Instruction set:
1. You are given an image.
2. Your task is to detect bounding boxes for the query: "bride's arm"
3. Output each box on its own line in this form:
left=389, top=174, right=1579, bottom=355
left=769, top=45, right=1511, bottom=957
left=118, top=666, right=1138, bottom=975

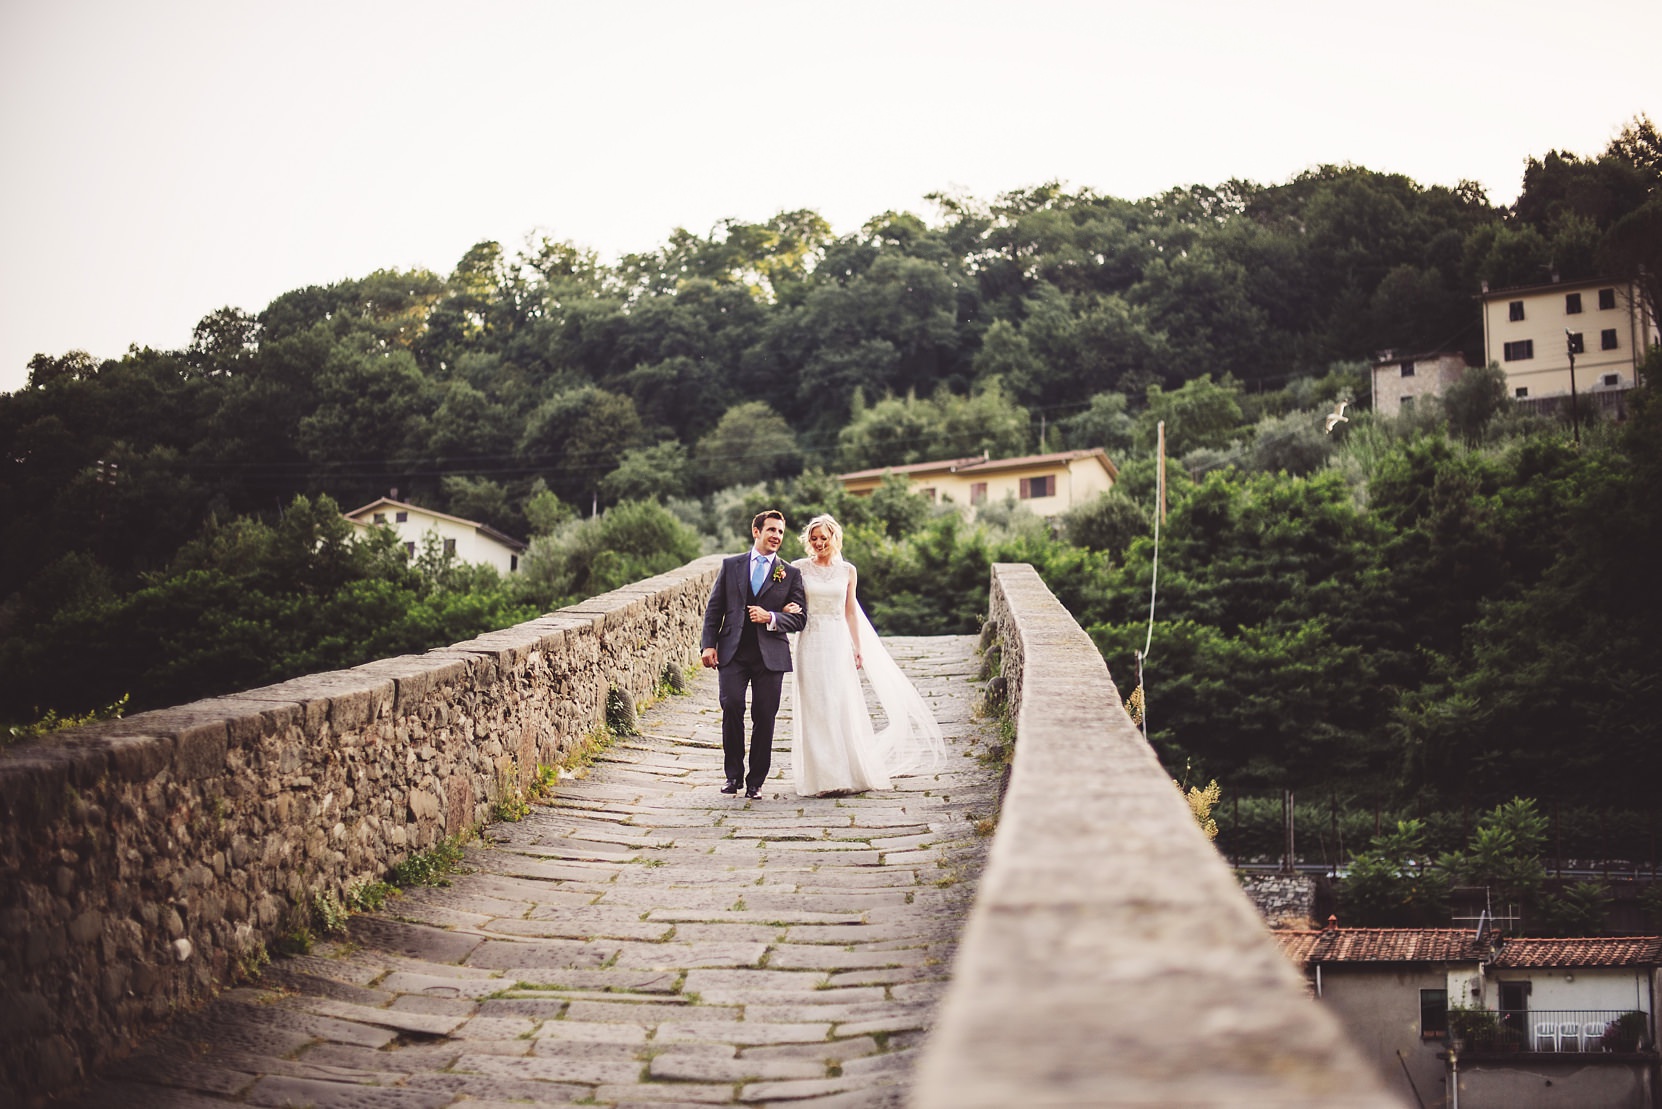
left=845, top=565, right=863, bottom=669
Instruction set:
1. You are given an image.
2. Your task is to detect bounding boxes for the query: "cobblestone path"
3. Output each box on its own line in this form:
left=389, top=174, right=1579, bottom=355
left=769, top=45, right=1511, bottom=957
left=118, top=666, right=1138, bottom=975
left=69, top=635, right=997, bottom=1109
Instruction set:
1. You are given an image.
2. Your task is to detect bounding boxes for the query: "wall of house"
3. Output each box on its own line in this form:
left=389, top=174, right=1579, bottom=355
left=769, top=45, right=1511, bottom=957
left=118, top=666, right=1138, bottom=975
left=1457, top=1058, right=1654, bottom=1109
left=1496, top=967, right=1655, bottom=1017
left=939, top=462, right=1114, bottom=518
left=911, top=562, right=1398, bottom=1108
left=1372, top=354, right=1467, bottom=418
left=374, top=512, right=520, bottom=575
left=1319, top=967, right=1455, bottom=1107
left=1484, top=281, right=1654, bottom=400
left=0, top=555, right=721, bottom=1100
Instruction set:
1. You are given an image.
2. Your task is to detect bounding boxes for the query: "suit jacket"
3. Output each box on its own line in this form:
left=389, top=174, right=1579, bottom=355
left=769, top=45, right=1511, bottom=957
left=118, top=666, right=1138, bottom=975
left=701, top=552, right=807, bottom=670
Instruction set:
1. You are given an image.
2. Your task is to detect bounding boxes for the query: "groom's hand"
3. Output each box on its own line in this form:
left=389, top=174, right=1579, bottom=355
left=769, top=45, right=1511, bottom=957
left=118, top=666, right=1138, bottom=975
left=746, top=605, right=771, bottom=624
left=701, top=647, right=718, bottom=668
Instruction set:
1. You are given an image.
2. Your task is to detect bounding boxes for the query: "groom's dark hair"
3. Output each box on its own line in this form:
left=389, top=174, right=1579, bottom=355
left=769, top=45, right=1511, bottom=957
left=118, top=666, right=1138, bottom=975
left=752, top=509, right=785, bottom=531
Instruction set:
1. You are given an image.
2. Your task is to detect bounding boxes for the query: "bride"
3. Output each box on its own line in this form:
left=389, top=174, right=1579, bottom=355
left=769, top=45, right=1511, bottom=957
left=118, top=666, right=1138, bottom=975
left=783, top=514, right=945, bottom=796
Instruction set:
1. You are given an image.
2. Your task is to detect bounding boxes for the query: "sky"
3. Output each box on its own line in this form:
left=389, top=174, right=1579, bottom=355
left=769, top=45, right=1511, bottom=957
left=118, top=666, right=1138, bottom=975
left=2, top=0, right=1658, bottom=395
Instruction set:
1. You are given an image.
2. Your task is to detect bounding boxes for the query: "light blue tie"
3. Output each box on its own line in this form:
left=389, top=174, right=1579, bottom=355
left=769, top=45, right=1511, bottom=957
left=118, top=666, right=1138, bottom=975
left=751, top=556, right=768, bottom=594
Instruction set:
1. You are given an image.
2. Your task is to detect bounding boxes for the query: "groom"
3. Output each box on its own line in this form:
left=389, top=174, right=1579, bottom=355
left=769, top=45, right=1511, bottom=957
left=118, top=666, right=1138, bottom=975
left=701, top=509, right=807, bottom=799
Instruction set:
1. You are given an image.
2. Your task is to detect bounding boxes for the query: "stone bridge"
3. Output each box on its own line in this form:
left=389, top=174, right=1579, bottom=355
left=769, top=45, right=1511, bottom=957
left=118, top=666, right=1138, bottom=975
left=1, top=559, right=1396, bottom=1107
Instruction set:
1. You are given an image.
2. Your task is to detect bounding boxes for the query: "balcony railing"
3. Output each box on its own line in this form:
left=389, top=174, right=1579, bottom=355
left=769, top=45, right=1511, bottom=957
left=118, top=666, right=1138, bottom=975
left=1449, top=1008, right=1653, bottom=1054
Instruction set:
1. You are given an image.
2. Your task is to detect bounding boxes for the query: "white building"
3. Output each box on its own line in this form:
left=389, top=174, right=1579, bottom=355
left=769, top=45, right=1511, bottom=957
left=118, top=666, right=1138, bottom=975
left=343, top=497, right=526, bottom=575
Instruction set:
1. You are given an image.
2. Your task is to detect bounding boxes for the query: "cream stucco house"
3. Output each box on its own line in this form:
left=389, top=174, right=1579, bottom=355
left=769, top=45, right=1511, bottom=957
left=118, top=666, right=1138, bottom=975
left=344, top=497, right=526, bottom=575
left=1480, top=277, right=1658, bottom=407
left=837, top=448, right=1118, bottom=519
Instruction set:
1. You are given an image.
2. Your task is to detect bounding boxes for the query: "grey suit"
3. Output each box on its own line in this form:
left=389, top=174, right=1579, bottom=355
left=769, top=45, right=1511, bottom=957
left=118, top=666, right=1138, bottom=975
left=701, top=552, right=807, bottom=791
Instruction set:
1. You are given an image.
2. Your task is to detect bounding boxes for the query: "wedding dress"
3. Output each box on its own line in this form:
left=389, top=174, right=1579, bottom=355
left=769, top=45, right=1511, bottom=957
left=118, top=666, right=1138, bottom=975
left=789, top=558, right=946, bottom=796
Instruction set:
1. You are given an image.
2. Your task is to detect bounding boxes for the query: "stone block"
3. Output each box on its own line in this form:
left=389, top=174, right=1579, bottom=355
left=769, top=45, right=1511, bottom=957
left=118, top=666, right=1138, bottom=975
left=105, top=733, right=173, bottom=782
left=173, top=722, right=231, bottom=782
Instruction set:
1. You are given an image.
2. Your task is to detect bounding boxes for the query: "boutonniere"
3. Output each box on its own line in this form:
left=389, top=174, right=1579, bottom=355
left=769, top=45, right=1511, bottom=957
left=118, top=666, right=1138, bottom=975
left=771, top=562, right=787, bottom=584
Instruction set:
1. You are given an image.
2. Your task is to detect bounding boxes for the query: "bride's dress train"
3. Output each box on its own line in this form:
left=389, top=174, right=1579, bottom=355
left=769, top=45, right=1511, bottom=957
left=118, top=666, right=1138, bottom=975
left=789, top=559, right=945, bottom=796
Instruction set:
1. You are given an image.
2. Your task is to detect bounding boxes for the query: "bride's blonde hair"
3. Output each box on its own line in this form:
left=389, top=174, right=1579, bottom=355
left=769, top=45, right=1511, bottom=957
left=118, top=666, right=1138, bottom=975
left=800, top=514, right=843, bottom=558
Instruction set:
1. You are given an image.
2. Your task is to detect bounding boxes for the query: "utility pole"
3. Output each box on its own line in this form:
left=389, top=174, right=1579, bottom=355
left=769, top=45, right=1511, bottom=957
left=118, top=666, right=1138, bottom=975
left=1565, top=329, right=1581, bottom=447
left=1157, top=420, right=1167, bottom=524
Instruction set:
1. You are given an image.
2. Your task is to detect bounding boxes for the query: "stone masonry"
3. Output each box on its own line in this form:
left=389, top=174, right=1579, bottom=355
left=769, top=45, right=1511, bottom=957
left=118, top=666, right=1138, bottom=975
left=911, top=564, right=1400, bottom=1107
left=0, top=555, right=727, bottom=1101
left=58, top=634, right=997, bottom=1108
left=1240, top=873, right=1318, bottom=930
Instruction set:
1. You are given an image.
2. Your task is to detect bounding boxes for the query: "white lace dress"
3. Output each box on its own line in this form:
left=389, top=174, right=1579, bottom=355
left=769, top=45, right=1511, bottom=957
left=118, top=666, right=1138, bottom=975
left=789, top=558, right=945, bottom=796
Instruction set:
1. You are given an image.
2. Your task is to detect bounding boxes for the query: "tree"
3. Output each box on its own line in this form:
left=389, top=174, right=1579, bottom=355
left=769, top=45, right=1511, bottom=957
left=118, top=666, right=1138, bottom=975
left=1056, top=392, right=1135, bottom=455
left=1440, top=798, right=1548, bottom=916
left=1340, top=820, right=1449, bottom=926
left=24, top=350, right=101, bottom=391
left=836, top=384, right=1029, bottom=471
left=1441, top=363, right=1509, bottom=443
left=971, top=319, right=1041, bottom=394
left=1245, top=410, right=1334, bottom=476
left=440, top=476, right=519, bottom=537
left=694, top=401, right=799, bottom=492
left=1060, top=492, right=1148, bottom=553
left=186, top=307, right=261, bottom=374
left=1133, top=375, right=1245, bottom=456
left=294, top=339, right=435, bottom=498
left=1536, top=881, right=1612, bottom=937
left=1596, top=195, right=1662, bottom=330
left=523, top=480, right=575, bottom=536
left=425, top=379, right=514, bottom=463
left=423, top=241, right=524, bottom=358
left=599, top=440, right=689, bottom=504
left=931, top=381, right=1031, bottom=462
left=519, top=387, right=645, bottom=505
left=517, top=499, right=700, bottom=603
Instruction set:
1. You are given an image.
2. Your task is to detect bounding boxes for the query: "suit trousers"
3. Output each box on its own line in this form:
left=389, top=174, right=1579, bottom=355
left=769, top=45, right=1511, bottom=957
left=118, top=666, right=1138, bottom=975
left=718, top=633, right=783, bottom=791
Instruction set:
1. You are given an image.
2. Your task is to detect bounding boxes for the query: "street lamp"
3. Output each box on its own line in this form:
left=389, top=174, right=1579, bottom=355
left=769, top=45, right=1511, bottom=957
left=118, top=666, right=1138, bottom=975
left=1565, top=329, right=1580, bottom=446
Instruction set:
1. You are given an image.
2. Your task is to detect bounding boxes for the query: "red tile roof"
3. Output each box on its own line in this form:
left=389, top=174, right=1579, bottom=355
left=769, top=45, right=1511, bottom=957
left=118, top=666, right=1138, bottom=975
left=1274, top=928, right=1662, bottom=970
left=1274, top=930, right=1321, bottom=966
left=1308, top=929, right=1489, bottom=964
left=837, top=448, right=1117, bottom=482
left=1493, top=937, right=1662, bottom=968
left=836, top=456, right=989, bottom=481
left=954, top=448, right=1117, bottom=477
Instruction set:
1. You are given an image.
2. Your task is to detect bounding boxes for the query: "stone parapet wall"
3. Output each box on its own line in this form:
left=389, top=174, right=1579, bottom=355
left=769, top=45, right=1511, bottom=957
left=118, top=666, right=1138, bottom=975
left=0, top=555, right=722, bottom=1101
left=1241, top=872, right=1318, bottom=930
left=912, top=563, right=1399, bottom=1107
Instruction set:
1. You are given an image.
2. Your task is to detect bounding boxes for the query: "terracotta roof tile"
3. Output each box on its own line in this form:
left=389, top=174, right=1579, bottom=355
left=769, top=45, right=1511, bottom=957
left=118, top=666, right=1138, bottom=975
left=837, top=448, right=1118, bottom=482
left=1492, top=937, right=1662, bottom=968
left=1307, top=929, right=1488, bottom=964
left=835, top=456, right=988, bottom=481
left=1274, top=930, right=1321, bottom=967
left=953, top=448, right=1116, bottom=475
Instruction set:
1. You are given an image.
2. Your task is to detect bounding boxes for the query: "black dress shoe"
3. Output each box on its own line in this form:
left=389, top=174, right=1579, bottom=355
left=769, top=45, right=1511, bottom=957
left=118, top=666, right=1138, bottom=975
left=745, top=787, right=762, bottom=800
left=721, top=779, right=741, bottom=794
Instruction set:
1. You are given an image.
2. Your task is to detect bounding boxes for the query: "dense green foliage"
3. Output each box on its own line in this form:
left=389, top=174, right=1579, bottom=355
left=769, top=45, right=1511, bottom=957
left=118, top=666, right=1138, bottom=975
left=0, top=496, right=537, bottom=720
left=3, top=119, right=1659, bottom=844
left=6, top=119, right=1654, bottom=598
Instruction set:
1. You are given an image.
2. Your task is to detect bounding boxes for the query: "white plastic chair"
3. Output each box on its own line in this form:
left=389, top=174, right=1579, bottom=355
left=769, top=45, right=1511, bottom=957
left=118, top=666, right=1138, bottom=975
left=1534, top=1021, right=1559, bottom=1051
left=1558, top=1021, right=1584, bottom=1051
left=1583, top=1021, right=1607, bottom=1052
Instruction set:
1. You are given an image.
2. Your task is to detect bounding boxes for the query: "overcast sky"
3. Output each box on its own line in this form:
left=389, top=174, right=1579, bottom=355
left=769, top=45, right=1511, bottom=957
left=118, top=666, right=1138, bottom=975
left=2, top=0, right=1657, bottom=395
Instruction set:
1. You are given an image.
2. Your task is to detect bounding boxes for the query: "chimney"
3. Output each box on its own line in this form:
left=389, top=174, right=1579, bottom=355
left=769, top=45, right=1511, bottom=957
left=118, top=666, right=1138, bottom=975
left=1324, top=914, right=1338, bottom=932
left=389, top=487, right=398, bottom=501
